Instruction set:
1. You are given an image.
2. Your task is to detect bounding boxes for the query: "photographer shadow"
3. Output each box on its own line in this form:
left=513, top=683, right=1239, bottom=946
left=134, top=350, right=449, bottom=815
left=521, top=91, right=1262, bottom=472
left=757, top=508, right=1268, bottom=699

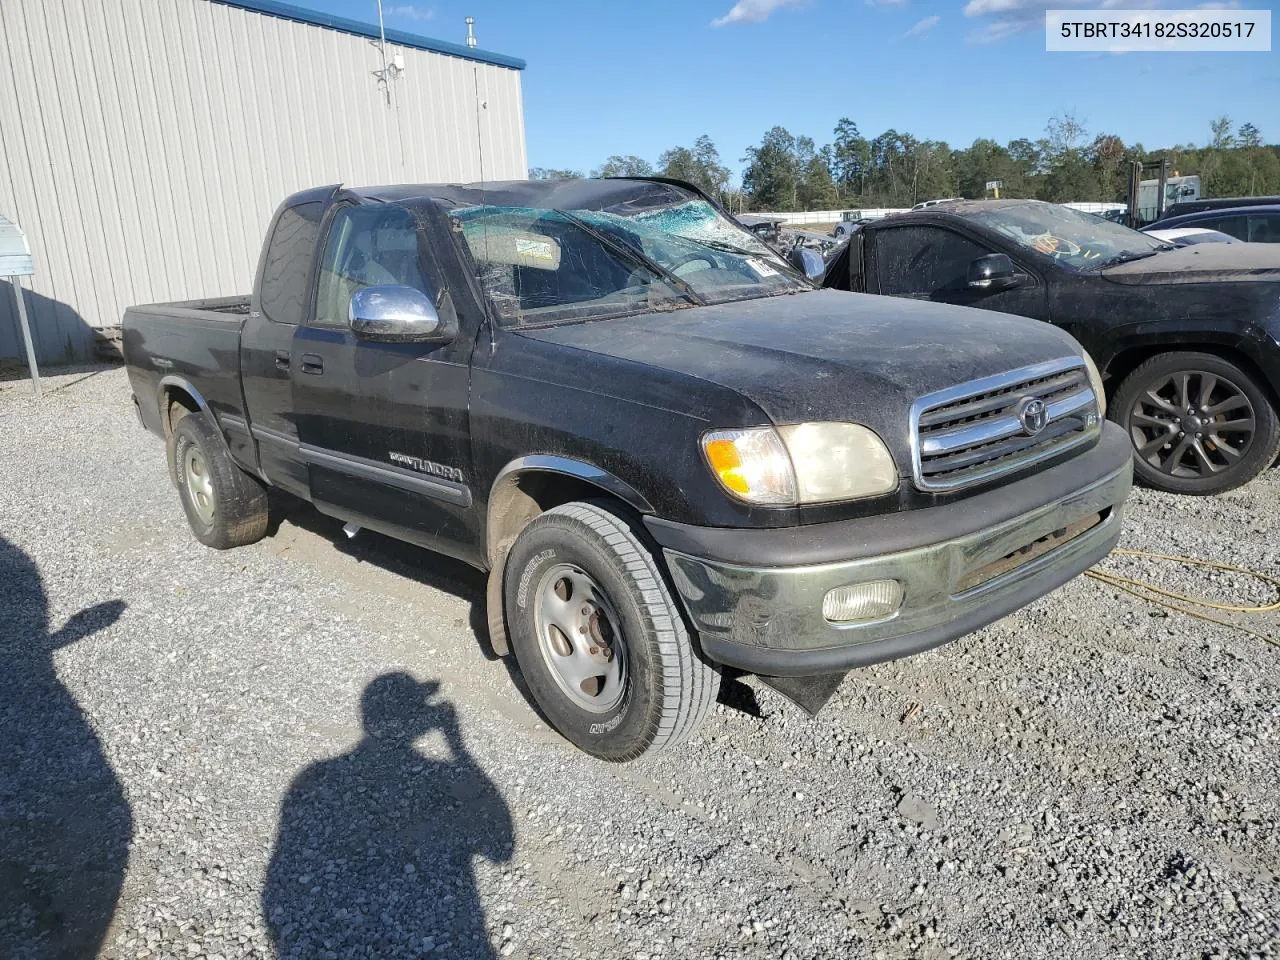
left=0, top=535, right=129, bottom=959
left=263, top=673, right=514, bottom=959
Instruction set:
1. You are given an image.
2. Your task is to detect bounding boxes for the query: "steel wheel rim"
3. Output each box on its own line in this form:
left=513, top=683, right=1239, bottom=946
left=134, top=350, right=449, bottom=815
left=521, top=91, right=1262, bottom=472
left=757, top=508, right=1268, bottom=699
left=1127, top=369, right=1255, bottom=479
left=532, top=563, right=628, bottom=714
left=184, top=447, right=216, bottom=524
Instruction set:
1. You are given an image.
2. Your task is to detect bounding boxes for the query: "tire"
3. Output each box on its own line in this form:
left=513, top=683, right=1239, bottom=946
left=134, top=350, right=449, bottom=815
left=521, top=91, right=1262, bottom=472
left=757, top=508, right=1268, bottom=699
left=1111, top=351, right=1280, bottom=496
left=170, top=413, right=270, bottom=549
left=503, top=501, right=720, bottom=761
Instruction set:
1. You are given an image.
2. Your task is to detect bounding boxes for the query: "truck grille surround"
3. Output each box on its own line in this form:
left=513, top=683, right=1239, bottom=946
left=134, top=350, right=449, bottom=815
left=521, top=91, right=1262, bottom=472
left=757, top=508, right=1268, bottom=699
left=911, top=357, right=1101, bottom=492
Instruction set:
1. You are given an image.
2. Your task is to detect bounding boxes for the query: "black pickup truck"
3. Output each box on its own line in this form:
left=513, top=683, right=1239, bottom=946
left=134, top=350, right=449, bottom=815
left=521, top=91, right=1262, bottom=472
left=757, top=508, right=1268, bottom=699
left=124, top=178, right=1131, bottom=761
left=824, top=199, right=1280, bottom=495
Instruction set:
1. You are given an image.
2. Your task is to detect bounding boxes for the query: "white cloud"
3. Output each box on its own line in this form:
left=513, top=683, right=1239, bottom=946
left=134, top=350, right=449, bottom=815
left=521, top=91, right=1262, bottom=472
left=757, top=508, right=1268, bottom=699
left=904, top=14, right=941, bottom=36
left=711, top=0, right=806, bottom=27
left=383, top=4, right=434, bottom=21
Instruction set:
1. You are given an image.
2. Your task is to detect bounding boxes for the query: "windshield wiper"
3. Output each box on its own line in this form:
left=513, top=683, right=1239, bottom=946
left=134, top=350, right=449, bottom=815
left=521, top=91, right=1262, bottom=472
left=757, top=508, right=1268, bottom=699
left=554, top=210, right=706, bottom=306
left=678, top=235, right=761, bottom=257
left=1100, top=249, right=1162, bottom=268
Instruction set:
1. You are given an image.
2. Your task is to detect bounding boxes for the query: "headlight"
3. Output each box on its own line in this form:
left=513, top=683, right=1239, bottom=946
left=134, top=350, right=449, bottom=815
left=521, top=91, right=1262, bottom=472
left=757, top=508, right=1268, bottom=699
left=701, top=427, right=796, bottom=505
left=702, top=423, right=898, bottom=505
left=1082, top=351, right=1107, bottom=418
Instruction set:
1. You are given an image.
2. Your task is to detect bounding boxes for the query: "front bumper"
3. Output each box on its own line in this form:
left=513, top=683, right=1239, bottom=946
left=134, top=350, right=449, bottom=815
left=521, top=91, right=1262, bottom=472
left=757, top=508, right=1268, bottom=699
left=648, top=422, right=1133, bottom=677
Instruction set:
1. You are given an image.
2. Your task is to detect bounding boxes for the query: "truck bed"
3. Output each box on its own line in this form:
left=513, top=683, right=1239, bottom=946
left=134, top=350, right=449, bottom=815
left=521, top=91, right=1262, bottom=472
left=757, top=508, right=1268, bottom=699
left=122, top=295, right=252, bottom=441
left=126, top=294, right=252, bottom=321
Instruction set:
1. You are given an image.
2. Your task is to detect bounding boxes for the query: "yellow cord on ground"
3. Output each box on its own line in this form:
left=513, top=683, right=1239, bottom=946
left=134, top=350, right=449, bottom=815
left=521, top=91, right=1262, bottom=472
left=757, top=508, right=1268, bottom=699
left=1085, top=548, right=1280, bottom=648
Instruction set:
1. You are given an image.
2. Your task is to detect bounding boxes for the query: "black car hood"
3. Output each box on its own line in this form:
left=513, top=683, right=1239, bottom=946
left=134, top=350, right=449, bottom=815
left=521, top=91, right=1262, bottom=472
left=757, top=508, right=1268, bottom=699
left=519, top=289, right=1083, bottom=467
left=1102, top=243, right=1280, bottom=285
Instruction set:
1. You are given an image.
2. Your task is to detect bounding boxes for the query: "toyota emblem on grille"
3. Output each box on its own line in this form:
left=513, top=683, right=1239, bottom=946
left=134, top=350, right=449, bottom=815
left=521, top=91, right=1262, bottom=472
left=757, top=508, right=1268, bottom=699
left=1018, top=397, right=1049, bottom=436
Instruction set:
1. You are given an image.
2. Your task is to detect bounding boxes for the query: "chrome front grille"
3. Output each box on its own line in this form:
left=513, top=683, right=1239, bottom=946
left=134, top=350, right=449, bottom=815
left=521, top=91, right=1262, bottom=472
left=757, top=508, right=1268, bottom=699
left=911, top=357, right=1100, bottom=492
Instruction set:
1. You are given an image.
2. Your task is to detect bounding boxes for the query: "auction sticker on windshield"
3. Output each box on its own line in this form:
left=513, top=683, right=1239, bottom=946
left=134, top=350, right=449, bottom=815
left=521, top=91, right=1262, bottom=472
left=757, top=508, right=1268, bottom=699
left=1046, top=9, right=1270, bottom=51
left=746, top=258, right=781, bottom=278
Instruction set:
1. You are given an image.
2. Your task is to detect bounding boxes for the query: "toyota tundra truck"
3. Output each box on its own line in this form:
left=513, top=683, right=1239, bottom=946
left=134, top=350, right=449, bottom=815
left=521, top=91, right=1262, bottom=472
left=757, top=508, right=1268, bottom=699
left=123, top=177, right=1132, bottom=761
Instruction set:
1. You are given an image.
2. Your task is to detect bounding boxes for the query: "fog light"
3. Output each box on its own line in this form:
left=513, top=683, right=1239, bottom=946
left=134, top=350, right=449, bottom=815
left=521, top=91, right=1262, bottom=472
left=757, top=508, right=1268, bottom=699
left=822, top=580, right=904, bottom=623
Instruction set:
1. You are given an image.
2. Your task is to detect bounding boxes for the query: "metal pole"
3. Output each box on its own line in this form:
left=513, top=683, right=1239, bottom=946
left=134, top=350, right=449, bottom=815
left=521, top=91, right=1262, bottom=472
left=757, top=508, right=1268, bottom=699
left=11, top=277, right=40, bottom=398
left=1156, top=159, right=1169, bottom=222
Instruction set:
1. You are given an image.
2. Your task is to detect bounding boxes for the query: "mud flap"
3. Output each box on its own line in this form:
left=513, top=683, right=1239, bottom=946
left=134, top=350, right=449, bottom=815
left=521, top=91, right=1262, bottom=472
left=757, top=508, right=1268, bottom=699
left=756, top=672, right=848, bottom=716
left=486, top=565, right=509, bottom=657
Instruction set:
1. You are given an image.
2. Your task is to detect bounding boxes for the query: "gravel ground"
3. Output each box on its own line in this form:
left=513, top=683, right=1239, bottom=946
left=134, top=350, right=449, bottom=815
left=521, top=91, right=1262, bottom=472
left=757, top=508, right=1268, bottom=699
left=1, top=365, right=1277, bottom=960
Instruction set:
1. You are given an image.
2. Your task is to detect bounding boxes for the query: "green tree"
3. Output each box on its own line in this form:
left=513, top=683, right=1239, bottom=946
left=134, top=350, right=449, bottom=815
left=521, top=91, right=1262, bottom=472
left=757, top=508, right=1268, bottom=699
left=592, top=155, right=653, bottom=178
left=658, top=135, right=731, bottom=198
left=1035, top=112, right=1100, bottom=201
left=692, top=135, right=731, bottom=196
left=742, top=126, right=799, bottom=210
left=1237, top=122, right=1262, bottom=148
left=1089, top=133, right=1129, bottom=202
left=831, top=118, right=872, bottom=198
left=798, top=145, right=838, bottom=210
left=528, top=167, right=583, bottom=180
left=1210, top=116, right=1235, bottom=150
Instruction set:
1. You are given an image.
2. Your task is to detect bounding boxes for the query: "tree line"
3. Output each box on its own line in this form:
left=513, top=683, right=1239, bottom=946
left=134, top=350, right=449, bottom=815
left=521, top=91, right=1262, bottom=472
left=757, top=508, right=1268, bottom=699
left=531, top=115, right=1279, bottom=212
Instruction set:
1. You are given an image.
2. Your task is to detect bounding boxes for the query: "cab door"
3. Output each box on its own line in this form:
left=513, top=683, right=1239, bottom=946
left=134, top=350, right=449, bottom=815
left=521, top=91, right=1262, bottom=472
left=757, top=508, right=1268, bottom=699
left=240, top=191, right=335, bottom=498
left=290, top=202, right=482, bottom=564
left=868, top=223, right=1049, bottom=320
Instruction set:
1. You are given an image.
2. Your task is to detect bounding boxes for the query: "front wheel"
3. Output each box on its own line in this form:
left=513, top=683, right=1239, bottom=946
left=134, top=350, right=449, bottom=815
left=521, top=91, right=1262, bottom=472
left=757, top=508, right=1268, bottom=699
left=1111, top=351, right=1280, bottom=496
left=504, top=502, right=720, bottom=761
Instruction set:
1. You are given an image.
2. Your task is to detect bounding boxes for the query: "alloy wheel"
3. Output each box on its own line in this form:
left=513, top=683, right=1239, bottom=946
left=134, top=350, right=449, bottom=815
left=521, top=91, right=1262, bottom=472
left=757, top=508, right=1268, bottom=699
left=1127, top=369, right=1255, bottom=479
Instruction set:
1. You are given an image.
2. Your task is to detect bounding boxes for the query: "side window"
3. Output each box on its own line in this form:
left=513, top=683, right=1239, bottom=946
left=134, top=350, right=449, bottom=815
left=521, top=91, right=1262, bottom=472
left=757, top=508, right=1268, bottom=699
left=874, top=226, right=992, bottom=296
left=313, top=206, right=431, bottom=327
left=1247, top=213, right=1280, bottom=243
left=1194, top=215, right=1247, bottom=240
left=259, top=201, right=325, bottom=325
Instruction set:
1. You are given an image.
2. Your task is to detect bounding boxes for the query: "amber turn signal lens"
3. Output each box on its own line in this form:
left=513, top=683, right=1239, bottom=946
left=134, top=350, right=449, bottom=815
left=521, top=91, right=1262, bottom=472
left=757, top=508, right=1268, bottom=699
left=700, top=427, right=797, bottom=505
left=704, top=438, right=749, bottom=494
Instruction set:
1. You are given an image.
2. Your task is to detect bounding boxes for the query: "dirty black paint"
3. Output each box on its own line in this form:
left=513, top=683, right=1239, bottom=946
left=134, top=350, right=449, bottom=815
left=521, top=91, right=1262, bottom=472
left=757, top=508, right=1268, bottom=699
left=829, top=204, right=1280, bottom=396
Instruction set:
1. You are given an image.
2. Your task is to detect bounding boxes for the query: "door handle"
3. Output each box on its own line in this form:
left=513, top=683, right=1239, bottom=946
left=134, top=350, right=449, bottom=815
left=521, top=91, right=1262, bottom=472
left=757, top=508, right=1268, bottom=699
left=274, top=350, right=290, bottom=370
left=300, top=353, right=324, bottom=375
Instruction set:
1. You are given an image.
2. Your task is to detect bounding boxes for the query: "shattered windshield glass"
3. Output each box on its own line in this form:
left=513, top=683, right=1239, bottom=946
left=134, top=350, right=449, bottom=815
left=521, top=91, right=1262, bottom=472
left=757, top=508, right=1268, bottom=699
left=448, top=195, right=807, bottom=327
left=966, top=202, right=1171, bottom=271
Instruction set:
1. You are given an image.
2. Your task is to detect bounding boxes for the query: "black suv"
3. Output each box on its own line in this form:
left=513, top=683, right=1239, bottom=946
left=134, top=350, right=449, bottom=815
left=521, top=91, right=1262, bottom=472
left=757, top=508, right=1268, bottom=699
left=825, top=199, right=1280, bottom=494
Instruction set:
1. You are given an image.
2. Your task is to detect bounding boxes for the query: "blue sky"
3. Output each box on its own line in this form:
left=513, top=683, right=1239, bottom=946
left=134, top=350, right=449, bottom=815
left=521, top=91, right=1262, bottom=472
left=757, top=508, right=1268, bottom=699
left=313, top=0, right=1280, bottom=179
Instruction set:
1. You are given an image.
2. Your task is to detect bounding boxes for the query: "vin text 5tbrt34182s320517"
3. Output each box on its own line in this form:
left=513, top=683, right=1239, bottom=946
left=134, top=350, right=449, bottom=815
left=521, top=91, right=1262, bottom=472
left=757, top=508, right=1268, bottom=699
left=124, top=178, right=1131, bottom=761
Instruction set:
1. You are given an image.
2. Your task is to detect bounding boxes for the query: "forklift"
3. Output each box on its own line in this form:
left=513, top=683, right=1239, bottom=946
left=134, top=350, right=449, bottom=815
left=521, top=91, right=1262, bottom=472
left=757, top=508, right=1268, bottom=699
left=1124, top=158, right=1200, bottom=228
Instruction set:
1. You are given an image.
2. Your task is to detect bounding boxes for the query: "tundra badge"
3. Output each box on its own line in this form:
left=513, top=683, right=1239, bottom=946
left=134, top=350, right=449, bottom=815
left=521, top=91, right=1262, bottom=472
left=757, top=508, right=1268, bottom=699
left=389, top=452, right=465, bottom=483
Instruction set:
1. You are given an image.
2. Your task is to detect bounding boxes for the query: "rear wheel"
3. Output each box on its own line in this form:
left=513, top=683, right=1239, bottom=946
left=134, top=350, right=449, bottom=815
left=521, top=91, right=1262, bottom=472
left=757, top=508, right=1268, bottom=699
left=1112, top=351, right=1280, bottom=495
left=171, top=413, right=270, bottom=549
left=504, top=501, right=720, bottom=761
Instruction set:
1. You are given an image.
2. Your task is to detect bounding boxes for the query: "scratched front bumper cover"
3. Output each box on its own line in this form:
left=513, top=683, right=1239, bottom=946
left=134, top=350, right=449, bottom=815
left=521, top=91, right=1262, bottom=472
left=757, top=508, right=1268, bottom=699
left=659, top=427, right=1133, bottom=677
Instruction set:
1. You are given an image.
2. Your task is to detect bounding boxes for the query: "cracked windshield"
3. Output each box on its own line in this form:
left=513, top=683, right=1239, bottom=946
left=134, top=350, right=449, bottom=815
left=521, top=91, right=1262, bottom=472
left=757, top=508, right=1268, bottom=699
left=966, top=201, right=1171, bottom=269
left=452, top=191, right=807, bottom=326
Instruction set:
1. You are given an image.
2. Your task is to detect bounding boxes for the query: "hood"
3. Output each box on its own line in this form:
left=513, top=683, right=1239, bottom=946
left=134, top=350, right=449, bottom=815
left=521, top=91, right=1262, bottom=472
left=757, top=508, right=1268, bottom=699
left=1103, top=242, right=1280, bottom=285
left=519, top=289, right=1084, bottom=467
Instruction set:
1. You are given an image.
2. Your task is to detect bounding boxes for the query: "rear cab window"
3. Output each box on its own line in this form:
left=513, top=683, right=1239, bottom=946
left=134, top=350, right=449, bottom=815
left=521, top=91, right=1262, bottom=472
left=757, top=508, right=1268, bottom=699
left=259, top=201, right=325, bottom=325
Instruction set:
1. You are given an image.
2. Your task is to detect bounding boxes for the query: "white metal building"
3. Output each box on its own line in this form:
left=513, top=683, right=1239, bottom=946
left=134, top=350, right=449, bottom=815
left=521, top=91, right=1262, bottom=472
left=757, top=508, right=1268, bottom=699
left=0, top=0, right=527, bottom=364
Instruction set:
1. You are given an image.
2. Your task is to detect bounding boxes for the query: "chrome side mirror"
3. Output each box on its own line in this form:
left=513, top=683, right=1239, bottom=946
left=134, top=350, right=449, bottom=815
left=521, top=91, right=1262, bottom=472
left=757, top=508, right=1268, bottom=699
left=349, top=285, right=453, bottom=343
